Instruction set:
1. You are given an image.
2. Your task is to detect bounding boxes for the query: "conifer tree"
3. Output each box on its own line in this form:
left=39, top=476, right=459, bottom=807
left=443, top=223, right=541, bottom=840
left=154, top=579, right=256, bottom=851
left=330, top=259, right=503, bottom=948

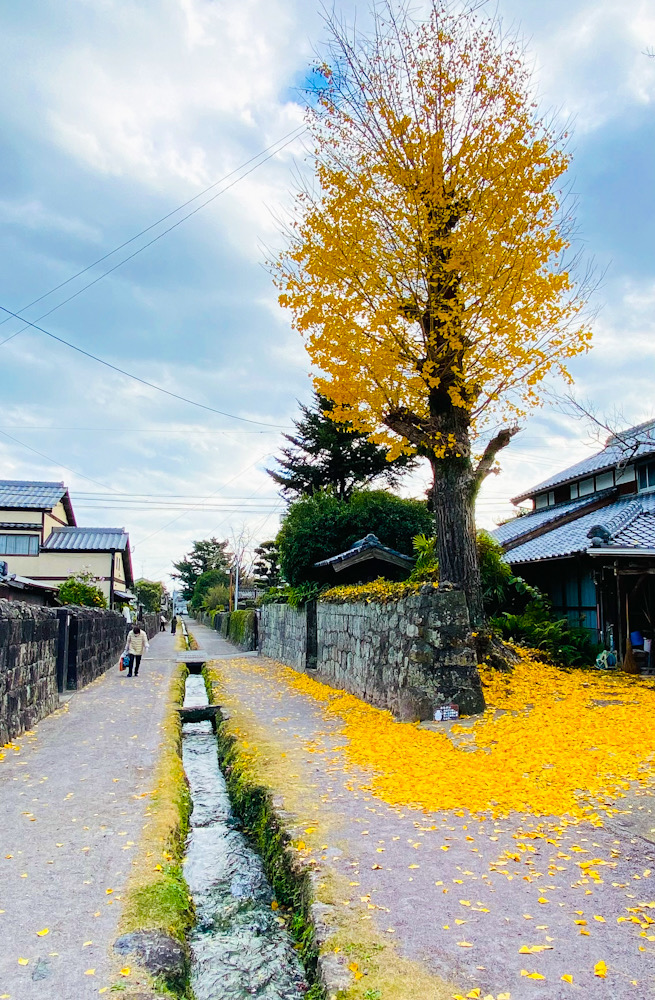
left=268, top=391, right=415, bottom=501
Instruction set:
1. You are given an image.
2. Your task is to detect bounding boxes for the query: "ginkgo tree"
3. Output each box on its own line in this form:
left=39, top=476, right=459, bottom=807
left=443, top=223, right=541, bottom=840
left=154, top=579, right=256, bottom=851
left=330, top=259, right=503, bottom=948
left=274, top=0, right=593, bottom=627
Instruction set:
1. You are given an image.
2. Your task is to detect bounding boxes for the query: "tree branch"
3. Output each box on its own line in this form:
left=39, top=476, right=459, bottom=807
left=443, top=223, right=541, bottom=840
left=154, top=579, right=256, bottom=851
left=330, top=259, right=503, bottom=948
left=472, top=424, right=520, bottom=492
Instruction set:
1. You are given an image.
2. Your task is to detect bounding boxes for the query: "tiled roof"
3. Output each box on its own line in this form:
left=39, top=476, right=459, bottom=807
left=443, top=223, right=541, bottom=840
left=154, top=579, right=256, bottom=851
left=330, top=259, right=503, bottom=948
left=42, top=527, right=129, bottom=551
left=315, top=533, right=414, bottom=568
left=491, top=495, right=599, bottom=546
left=613, top=511, right=655, bottom=548
left=0, top=480, right=67, bottom=510
left=512, top=418, right=655, bottom=503
left=501, top=492, right=655, bottom=565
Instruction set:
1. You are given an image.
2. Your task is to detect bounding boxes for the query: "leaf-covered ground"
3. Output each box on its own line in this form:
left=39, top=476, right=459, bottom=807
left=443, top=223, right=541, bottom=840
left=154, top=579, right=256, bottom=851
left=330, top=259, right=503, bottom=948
left=204, top=632, right=655, bottom=1000
left=290, top=651, right=655, bottom=823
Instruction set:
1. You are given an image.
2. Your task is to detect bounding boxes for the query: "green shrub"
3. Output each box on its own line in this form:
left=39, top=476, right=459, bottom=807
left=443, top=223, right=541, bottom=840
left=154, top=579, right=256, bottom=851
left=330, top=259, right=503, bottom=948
left=260, top=582, right=325, bottom=608
left=227, top=609, right=257, bottom=649
left=203, top=582, right=230, bottom=612
left=190, top=569, right=229, bottom=610
left=277, top=489, right=432, bottom=587
left=477, top=530, right=541, bottom=616
left=58, top=572, right=107, bottom=608
left=491, top=602, right=601, bottom=667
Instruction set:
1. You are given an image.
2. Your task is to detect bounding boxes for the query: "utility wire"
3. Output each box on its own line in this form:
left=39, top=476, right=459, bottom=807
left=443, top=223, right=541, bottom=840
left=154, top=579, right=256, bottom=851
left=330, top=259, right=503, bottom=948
left=0, top=305, right=289, bottom=428
left=132, top=451, right=273, bottom=550
left=0, top=428, right=120, bottom=493
left=0, top=124, right=306, bottom=344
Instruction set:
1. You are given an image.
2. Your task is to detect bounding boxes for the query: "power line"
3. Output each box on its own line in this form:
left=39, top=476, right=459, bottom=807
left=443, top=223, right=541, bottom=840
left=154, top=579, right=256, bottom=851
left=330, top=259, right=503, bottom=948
left=131, top=451, right=273, bottom=550
left=0, top=428, right=120, bottom=492
left=0, top=425, right=287, bottom=434
left=0, top=305, right=289, bottom=428
left=0, top=125, right=306, bottom=346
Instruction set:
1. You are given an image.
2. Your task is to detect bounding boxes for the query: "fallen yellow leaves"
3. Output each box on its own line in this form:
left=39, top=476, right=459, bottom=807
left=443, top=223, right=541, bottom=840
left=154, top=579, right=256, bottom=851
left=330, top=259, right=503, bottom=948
left=285, top=653, right=655, bottom=819
left=594, top=960, right=607, bottom=978
left=36, top=928, right=49, bottom=937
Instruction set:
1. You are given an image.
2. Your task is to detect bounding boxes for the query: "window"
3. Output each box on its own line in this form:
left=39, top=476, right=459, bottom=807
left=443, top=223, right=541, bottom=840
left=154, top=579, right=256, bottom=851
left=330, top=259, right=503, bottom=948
left=535, top=491, right=555, bottom=510
left=595, top=471, right=614, bottom=492
left=579, top=478, right=595, bottom=497
left=0, top=534, right=39, bottom=555
left=616, top=464, right=635, bottom=484
left=638, top=461, right=655, bottom=491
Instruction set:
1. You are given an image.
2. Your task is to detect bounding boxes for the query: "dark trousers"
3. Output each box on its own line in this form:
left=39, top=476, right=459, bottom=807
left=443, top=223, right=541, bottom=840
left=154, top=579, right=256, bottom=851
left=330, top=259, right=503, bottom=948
left=171, top=623, right=176, bottom=633
left=127, top=653, right=142, bottom=676
left=160, top=622, right=165, bottom=631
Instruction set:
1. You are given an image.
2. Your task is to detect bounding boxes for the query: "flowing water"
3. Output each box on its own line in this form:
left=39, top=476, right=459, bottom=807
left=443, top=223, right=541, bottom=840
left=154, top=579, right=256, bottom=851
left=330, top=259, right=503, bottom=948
left=181, top=674, right=309, bottom=999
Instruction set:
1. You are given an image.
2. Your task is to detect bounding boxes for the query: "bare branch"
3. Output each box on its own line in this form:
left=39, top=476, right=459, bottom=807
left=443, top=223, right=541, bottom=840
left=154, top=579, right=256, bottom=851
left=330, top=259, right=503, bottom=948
left=473, top=424, right=521, bottom=491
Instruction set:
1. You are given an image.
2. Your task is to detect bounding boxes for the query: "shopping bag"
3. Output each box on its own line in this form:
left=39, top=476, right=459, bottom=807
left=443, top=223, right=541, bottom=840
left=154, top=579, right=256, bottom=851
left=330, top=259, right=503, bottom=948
left=120, top=653, right=130, bottom=671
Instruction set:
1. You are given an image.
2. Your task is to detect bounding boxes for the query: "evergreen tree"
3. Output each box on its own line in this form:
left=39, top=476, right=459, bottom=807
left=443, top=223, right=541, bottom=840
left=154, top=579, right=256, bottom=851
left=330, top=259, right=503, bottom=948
left=172, top=537, right=231, bottom=600
left=268, top=392, right=416, bottom=501
left=253, top=540, right=282, bottom=588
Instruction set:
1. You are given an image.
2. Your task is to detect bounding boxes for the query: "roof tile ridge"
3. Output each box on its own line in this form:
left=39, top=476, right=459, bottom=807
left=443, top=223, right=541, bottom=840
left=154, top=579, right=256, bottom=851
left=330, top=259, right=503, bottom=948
left=604, top=499, right=644, bottom=540
left=503, top=492, right=617, bottom=553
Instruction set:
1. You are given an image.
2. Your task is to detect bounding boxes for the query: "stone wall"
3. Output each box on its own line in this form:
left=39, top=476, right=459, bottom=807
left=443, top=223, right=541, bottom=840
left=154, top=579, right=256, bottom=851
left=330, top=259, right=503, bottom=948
left=141, top=612, right=159, bottom=640
left=259, top=587, right=484, bottom=718
left=316, top=587, right=483, bottom=717
left=259, top=603, right=309, bottom=672
left=62, top=606, right=128, bottom=690
left=0, top=600, right=60, bottom=744
left=0, top=601, right=131, bottom=743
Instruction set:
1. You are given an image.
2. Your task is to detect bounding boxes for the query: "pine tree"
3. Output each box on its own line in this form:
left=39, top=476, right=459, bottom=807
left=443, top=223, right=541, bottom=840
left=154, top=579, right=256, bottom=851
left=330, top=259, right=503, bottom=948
left=253, top=540, right=282, bottom=588
left=268, top=391, right=416, bottom=501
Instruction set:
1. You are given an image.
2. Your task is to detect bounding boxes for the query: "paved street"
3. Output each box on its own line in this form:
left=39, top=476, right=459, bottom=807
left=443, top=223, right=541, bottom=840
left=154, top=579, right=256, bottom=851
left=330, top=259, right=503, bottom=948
left=188, top=619, right=655, bottom=1000
left=0, top=628, right=180, bottom=1000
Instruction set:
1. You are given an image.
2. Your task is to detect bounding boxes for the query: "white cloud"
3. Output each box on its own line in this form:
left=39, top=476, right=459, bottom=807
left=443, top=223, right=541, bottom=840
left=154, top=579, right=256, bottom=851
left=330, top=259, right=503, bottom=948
left=0, top=199, right=101, bottom=241
left=505, top=0, right=655, bottom=131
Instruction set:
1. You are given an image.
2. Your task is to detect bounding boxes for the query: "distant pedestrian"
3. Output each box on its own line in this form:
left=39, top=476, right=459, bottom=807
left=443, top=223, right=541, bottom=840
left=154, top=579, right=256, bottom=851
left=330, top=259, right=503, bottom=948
left=160, top=613, right=166, bottom=632
left=171, top=614, right=177, bottom=634
left=123, top=623, right=149, bottom=677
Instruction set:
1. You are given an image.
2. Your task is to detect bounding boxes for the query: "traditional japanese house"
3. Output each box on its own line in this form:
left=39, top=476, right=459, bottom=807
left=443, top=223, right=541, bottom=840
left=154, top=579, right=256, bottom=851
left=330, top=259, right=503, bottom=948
left=0, top=480, right=134, bottom=608
left=491, top=419, right=655, bottom=667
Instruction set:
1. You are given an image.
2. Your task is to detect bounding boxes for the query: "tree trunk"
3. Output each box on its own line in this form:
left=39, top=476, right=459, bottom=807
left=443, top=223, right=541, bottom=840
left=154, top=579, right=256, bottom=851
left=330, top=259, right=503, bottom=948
left=431, top=457, right=484, bottom=629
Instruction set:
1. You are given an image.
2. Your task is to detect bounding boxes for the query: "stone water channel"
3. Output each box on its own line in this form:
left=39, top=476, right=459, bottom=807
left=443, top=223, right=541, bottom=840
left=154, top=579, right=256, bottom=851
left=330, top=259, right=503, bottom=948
left=181, top=671, right=310, bottom=999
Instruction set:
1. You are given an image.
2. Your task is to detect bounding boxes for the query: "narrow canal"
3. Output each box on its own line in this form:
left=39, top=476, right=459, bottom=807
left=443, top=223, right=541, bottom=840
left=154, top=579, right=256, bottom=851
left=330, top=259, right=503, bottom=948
left=181, top=673, right=309, bottom=999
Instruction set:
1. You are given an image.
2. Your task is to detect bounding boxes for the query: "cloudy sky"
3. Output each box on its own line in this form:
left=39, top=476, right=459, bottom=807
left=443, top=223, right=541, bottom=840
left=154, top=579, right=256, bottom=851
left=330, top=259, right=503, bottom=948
left=0, top=0, right=653, bottom=588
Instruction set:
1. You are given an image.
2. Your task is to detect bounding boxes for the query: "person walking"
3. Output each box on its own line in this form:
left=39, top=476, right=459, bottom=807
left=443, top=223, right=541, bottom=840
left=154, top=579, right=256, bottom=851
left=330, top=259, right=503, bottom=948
left=171, top=614, right=177, bottom=635
left=123, top=623, right=149, bottom=677
left=159, top=613, right=166, bottom=632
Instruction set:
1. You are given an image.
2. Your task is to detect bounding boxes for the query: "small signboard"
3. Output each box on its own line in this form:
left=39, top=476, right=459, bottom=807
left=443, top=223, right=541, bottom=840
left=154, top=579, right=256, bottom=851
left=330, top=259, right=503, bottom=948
left=434, top=703, right=459, bottom=722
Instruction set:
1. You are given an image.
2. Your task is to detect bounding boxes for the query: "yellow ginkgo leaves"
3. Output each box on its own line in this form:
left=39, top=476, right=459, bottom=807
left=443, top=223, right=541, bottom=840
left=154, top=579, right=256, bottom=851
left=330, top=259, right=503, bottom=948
left=521, top=970, right=545, bottom=979
left=36, top=928, right=49, bottom=937
left=348, top=961, right=364, bottom=980
left=285, top=654, right=655, bottom=820
left=594, top=961, right=607, bottom=978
